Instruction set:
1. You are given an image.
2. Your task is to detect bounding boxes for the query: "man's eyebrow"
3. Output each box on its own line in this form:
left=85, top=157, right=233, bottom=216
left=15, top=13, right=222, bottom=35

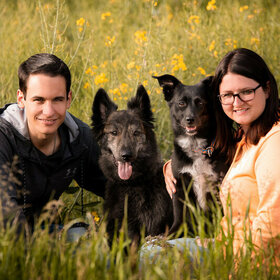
left=31, top=95, right=45, bottom=99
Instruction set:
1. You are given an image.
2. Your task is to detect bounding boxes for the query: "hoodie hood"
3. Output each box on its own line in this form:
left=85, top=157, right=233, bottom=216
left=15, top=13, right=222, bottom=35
left=0, top=103, right=79, bottom=142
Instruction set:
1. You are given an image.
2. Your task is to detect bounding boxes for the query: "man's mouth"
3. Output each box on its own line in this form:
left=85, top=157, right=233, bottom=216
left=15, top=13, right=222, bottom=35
left=37, top=118, right=57, bottom=124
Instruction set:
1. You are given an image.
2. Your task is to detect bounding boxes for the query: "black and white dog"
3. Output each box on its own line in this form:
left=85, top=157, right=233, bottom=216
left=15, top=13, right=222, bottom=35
left=154, top=74, right=228, bottom=235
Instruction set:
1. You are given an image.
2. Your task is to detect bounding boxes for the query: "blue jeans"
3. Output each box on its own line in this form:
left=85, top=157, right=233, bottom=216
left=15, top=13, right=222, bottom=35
left=140, top=237, right=208, bottom=264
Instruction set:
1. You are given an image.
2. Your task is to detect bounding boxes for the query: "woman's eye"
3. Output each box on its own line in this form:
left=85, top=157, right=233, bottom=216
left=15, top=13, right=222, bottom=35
left=110, top=131, right=118, bottom=136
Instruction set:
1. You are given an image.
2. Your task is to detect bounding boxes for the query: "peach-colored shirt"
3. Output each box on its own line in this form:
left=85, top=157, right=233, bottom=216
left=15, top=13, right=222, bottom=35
left=220, top=122, right=280, bottom=258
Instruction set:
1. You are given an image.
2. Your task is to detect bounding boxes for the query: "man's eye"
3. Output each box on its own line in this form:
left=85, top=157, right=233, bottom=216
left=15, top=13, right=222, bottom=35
left=110, top=131, right=117, bottom=136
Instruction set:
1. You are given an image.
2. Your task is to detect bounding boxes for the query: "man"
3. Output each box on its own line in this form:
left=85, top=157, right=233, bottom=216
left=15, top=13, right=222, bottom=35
left=0, top=53, right=105, bottom=231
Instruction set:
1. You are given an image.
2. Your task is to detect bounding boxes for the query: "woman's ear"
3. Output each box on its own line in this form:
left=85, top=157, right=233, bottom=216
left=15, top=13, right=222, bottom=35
left=17, top=89, right=25, bottom=109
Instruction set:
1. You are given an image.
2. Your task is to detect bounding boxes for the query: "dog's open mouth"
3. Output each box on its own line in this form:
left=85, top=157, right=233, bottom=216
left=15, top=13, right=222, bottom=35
left=117, top=161, right=132, bottom=180
left=185, top=126, right=197, bottom=135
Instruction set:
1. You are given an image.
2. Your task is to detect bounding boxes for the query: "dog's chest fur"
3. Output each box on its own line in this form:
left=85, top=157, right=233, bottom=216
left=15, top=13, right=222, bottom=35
left=176, top=136, right=218, bottom=211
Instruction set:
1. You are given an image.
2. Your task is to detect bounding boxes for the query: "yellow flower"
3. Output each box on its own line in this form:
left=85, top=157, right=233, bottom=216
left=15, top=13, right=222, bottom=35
left=143, top=80, right=148, bottom=87
left=188, top=15, right=200, bottom=24
left=208, top=40, right=215, bottom=52
left=83, top=82, right=90, bottom=89
left=171, top=54, right=187, bottom=72
left=85, top=67, right=93, bottom=75
left=127, top=61, right=135, bottom=69
left=109, top=88, right=121, bottom=95
left=120, top=83, right=128, bottom=93
left=247, top=14, right=254, bottom=19
left=91, top=211, right=100, bottom=223
left=239, top=5, right=249, bottom=12
left=76, top=17, right=85, bottom=26
left=134, top=30, right=148, bottom=45
left=94, top=73, right=109, bottom=85
left=153, top=1, right=158, bottom=6
left=206, top=0, right=216, bottom=11
left=251, top=37, right=260, bottom=45
left=135, top=65, right=141, bottom=71
left=105, top=36, right=116, bottom=47
left=197, top=67, right=206, bottom=76
left=101, top=12, right=111, bottom=20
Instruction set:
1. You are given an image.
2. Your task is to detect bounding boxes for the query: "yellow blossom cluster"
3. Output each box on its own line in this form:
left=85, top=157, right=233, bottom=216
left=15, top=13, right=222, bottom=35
left=225, top=38, right=237, bottom=49
left=239, top=5, right=249, bottom=12
left=206, top=0, right=217, bottom=11
left=94, top=73, right=109, bottom=85
left=76, top=17, right=89, bottom=33
left=109, top=83, right=131, bottom=101
left=134, top=30, right=148, bottom=45
left=171, top=54, right=187, bottom=72
left=208, top=40, right=218, bottom=58
left=101, top=12, right=111, bottom=20
left=105, top=35, right=116, bottom=47
left=251, top=37, right=260, bottom=46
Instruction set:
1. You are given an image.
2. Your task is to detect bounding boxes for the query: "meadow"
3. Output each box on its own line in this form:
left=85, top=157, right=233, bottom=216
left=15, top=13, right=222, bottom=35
left=0, top=0, right=280, bottom=279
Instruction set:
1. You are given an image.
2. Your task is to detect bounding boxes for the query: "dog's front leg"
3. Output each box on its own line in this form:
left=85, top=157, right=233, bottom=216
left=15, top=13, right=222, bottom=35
left=168, top=177, right=186, bottom=235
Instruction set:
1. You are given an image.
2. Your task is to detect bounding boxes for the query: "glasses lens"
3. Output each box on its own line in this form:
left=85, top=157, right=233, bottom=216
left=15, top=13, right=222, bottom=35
left=239, top=89, right=254, bottom=101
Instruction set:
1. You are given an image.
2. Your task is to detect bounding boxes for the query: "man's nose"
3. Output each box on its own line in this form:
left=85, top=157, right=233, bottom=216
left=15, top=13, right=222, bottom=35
left=42, top=102, right=55, bottom=115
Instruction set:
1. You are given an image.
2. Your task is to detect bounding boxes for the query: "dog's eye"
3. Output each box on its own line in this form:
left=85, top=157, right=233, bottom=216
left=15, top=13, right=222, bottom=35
left=195, top=99, right=204, bottom=106
left=178, top=101, right=186, bottom=107
left=133, top=131, right=141, bottom=137
left=110, top=131, right=118, bottom=136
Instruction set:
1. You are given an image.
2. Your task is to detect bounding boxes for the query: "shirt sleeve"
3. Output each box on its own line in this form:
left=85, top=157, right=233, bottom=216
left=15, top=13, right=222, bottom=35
left=74, top=130, right=106, bottom=198
left=0, top=130, right=27, bottom=227
left=252, top=130, right=280, bottom=250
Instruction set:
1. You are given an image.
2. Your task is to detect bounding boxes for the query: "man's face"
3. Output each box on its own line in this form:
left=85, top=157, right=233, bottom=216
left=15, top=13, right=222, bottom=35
left=17, top=74, right=72, bottom=140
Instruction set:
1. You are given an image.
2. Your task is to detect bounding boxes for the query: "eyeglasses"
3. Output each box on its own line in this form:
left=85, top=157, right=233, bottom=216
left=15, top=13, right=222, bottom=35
left=218, top=84, right=262, bottom=105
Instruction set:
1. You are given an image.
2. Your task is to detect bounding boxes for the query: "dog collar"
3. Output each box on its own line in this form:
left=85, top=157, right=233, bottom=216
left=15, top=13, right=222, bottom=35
left=194, top=139, right=215, bottom=157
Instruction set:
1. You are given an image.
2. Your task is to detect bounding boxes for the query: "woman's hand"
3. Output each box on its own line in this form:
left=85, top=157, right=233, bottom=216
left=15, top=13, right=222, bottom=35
left=163, top=160, right=177, bottom=198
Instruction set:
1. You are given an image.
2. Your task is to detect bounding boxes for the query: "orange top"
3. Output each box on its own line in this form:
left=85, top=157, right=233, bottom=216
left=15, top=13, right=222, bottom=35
left=220, top=122, right=280, bottom=258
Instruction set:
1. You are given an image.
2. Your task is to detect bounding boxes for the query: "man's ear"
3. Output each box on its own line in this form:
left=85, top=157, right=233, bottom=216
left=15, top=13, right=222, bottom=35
left=66, top=91, right=72, bottom=109
left=17, top=89, right=25, bottom=109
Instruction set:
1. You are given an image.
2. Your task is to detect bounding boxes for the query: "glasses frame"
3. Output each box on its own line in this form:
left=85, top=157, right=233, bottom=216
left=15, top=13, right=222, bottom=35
left=218, top=84, right=262, bottom=105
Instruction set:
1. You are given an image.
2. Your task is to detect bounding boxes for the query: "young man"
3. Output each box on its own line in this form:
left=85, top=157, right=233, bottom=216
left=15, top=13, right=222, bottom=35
left=0, top=53, right=105, bottom=230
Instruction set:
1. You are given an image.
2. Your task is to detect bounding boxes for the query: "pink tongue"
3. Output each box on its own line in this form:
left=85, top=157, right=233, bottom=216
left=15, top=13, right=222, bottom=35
left=118, top=161, right=132, bottom=180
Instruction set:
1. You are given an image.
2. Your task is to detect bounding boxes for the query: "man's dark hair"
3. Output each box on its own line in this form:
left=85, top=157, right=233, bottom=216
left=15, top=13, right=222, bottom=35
left=18, top=53, right=71, bottom=98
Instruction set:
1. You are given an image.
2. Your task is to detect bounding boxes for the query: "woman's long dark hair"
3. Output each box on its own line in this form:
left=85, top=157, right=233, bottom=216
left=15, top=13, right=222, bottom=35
left=211, top=48, right=279, bottom=163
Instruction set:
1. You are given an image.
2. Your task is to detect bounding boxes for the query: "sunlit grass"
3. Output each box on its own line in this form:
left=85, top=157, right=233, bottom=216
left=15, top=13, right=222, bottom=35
left=1, top=0, right=280, bottom=278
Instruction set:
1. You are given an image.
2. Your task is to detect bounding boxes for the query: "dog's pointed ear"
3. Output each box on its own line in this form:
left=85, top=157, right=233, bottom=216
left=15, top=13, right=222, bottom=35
left=92, top=88, right=118, bottom=139
left=127, top=85, right=154, bottom=127
left=153, top=74, right=181, bottom=102
left=200, top=75, right=213, bottom=86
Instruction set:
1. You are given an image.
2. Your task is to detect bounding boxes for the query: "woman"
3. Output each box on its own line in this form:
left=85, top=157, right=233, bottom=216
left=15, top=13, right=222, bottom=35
left=142, top=48, right=280, bottom=263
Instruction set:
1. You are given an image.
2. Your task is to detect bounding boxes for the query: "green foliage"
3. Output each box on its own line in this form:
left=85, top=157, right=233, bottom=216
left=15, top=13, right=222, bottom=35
left=1, top=0, right=280, bottom=278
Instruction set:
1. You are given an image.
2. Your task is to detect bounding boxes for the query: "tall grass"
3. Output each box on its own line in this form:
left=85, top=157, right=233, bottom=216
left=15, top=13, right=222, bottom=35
left=0, top=0, right=280, bottom=278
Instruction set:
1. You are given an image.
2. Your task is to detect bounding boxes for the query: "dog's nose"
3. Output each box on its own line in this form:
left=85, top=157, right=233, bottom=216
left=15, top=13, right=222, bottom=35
left=186, top=117, right=195, bottom=125
left=121, top=152, right=133, bottom=162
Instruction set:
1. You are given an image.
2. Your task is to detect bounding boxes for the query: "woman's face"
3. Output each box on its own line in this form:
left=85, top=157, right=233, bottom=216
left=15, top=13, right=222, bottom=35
left=219, top=73, right=269, bottom=133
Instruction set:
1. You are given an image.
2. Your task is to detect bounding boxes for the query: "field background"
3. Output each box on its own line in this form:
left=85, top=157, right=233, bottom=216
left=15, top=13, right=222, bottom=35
left=1, top=0, right=280, bottom=279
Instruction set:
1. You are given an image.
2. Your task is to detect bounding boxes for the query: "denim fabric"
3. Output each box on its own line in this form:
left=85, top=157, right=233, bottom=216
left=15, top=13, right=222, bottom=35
left=140, top=237, right=208, bottom=264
